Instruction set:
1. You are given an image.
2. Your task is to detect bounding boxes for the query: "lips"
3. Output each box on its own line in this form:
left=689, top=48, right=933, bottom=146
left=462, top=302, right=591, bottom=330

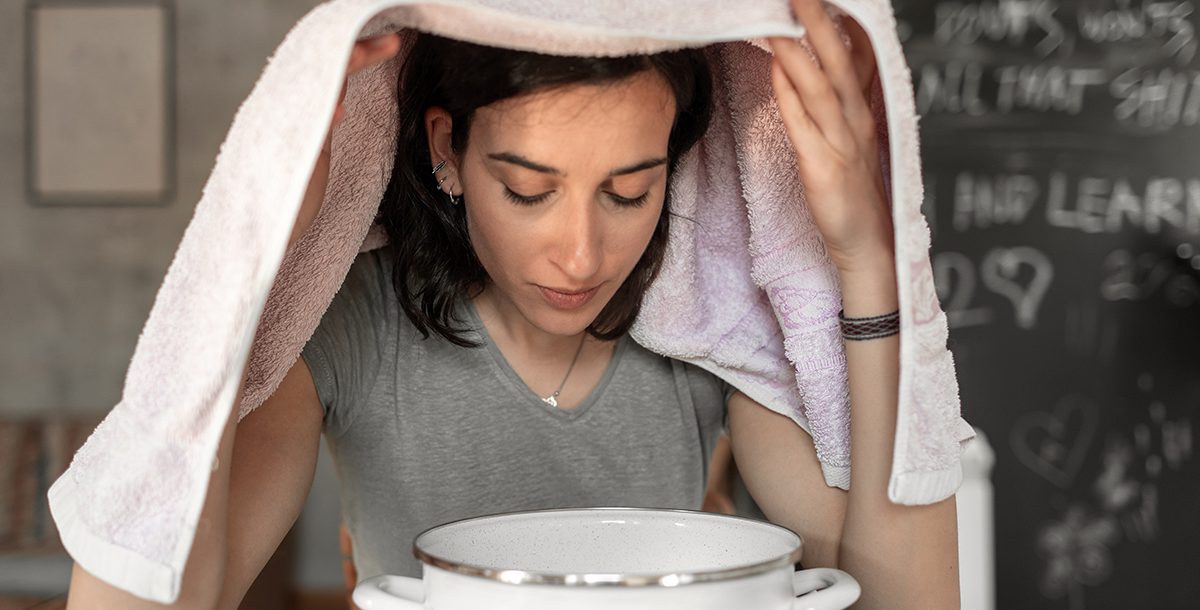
left=537, top=284, right=600, bottom=310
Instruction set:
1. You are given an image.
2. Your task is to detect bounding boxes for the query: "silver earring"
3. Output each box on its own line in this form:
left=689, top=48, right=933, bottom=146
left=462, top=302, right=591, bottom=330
left=431, top=160, right=459, bottom=205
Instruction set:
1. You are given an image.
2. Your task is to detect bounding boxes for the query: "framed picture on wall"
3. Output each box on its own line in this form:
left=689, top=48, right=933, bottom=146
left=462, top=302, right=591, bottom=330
left=25, top=0, right=175, bottom=206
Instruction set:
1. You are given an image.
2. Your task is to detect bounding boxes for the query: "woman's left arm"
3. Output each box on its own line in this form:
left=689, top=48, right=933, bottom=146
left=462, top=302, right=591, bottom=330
left=729, top=0, right=960, bottom=607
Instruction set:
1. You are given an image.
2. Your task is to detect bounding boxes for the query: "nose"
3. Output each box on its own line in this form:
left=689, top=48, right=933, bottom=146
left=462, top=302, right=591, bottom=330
left=550, top=195, right=603, bottom=282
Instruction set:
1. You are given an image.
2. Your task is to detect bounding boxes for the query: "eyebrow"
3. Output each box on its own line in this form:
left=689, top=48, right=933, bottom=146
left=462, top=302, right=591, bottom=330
left=487, top=152, right=668, bottom=178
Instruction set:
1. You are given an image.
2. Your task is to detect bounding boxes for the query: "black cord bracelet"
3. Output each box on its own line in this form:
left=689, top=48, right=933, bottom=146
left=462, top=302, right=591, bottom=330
left=838, top=309, right=900, bottom=341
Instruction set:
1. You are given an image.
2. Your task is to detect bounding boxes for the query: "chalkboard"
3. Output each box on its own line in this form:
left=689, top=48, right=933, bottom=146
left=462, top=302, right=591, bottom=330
left=892, top=0, right=1200, bottom=607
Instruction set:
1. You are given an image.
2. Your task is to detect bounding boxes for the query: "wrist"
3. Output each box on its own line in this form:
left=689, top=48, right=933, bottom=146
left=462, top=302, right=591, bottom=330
left=836, top=254, right=898, bottom=318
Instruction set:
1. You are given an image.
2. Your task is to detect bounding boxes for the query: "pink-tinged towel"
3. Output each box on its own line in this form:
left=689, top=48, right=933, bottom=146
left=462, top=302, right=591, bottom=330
left=47, top=0, right=974, bottom=602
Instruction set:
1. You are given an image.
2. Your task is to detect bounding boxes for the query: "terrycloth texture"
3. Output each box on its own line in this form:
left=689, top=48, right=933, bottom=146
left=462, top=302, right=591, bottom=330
left=47, top=0, right=973, bottom=603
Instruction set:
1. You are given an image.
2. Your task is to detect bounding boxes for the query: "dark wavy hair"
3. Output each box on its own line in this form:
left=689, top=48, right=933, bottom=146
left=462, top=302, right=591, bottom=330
left=379, top=33, right=713, bottom=347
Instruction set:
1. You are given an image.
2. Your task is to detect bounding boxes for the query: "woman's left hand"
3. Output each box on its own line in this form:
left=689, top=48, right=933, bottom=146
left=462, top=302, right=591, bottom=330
left=769, top=0, right=894, bottom=276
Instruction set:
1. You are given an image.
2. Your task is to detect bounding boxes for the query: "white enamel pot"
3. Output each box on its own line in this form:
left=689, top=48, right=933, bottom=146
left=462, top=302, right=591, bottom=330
left=353, top=507, right=860, bottom=610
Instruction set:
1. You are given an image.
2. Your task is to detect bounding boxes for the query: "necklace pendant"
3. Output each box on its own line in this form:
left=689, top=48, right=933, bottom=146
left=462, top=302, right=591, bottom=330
left=537, top=336, right=584, bottom=411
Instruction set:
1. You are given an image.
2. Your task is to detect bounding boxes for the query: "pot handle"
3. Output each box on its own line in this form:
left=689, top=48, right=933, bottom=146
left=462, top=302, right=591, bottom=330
left=793, top=567, right=861, bottom=610
left=352, top=574, right=425, bottom=609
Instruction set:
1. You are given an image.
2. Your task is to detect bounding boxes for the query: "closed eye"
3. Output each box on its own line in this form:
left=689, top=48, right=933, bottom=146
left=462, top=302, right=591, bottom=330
left=503, top=187, right=649, bottom=208
left=503, top=187, right=552, bottom=205
left=609, top=192, right=649, bottom=208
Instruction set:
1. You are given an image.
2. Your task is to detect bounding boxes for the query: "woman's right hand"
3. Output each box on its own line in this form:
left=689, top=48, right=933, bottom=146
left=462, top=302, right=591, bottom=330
left=291, top=33, right=402, bottom=247
left=324, top=33, right=403, bottom=152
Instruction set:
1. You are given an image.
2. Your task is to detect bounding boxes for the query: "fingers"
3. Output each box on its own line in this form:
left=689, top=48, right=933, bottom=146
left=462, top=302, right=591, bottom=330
left=843, top=18, right=878, bottom=100
left=788, top=0, right=860, bottom=108
left=770, top=0, right=883, bottom=158
left=333, top=34, right=401, bottom=127
left=769, top=58, right=828, bottom=164
left=348, top=33, right=401, bottom=76
left=769, top=36, right=854, bottom=156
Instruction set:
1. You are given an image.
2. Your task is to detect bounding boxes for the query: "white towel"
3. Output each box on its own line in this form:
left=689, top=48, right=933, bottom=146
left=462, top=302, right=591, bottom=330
left=47, top=0, right=973, bottom=603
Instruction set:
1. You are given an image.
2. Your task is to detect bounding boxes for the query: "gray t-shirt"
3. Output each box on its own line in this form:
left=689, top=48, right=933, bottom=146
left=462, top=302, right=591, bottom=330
left=300, top=246, right=732, bottom=581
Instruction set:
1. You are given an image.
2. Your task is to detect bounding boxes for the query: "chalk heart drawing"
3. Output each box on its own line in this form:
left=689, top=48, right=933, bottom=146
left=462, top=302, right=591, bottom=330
left=981, top=246, right=1054, bottom=329
left=1012, top=395, right=1099, bottom=488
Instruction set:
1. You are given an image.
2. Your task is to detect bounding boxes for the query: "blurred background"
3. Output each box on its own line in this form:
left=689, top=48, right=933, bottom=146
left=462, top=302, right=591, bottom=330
left=0, top=1, right=1196, bottom=609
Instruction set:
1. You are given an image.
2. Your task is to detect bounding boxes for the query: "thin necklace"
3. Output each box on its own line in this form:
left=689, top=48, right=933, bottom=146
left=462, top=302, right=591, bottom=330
left=542, top=335, right=587, bottom=408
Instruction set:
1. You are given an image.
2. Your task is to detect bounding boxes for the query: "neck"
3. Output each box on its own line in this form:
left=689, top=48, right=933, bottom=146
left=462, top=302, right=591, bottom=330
left=472, top=285, right=586, bottom=357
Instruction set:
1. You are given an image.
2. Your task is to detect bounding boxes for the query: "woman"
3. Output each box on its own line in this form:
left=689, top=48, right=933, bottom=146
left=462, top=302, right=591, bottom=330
left=68, top=1, right=958, bottom=608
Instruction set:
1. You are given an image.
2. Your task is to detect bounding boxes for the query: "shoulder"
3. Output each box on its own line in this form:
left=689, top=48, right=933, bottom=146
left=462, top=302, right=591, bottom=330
left=622, top=341, right=734, bottom=404
left=328, top=245, right=399, bottom=318
left=676, top=359, right=735, bottom=405
left=309, top=244, right=404, bottom=345
left=344, top=244, right=396, bottom=293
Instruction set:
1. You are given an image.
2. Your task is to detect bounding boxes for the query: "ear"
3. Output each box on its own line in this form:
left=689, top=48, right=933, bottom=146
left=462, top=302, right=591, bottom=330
left=425, top=106, right=458, bottom=164
left=424, top=107, right=462, bottom=197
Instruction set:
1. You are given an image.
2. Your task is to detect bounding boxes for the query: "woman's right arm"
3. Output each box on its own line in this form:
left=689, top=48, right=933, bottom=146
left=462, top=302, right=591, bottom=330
left=64, top=34, right=400, bottom=607
left=65, top=108, right=332, bottom=605
left=66, top=356, right=325, bottom=609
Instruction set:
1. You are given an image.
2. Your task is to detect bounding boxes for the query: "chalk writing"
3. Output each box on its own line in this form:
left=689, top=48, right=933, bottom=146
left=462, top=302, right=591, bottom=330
left=927, top=0, right=1195, bottom=60
left=981, top=246, right=1055, bottom=328
left=1111, top=67, right=1200, bottom=129
left=1101, top=249, right=1200, bottom=306
left=914, top=62, right=1200, bottom=125
left=953, top=171, right=1040, bottom=230
left=934, top=250, right=996, bottom=327
left=933, top=247, right=1055, bottom=328
left=1037, top=504, right=1118, bottom=606
left=1093, top=397, right=1193, bottom=544
left=1157, top=405, right=1194, bottom=469
left=1029, top=383, right=1195, bottom=608
left=915, top=61, right=1107, bottom=115
left=903, top=1, right=1200, bottom=606
left=996, top=64, right=1108, bottom=113
left=917, top=61, right=990, bottom=115
left=914, top=61, right=1200, bottom=122
left=1012, top=394, right=1099, bottom=487
left=1077, top=0, right=1197, bottom=63
left=933, top=0, right=1070, bottom=55
left=950, top=171, right=1200, bottom=236
left=1095, top=438, right=1160, bottom=545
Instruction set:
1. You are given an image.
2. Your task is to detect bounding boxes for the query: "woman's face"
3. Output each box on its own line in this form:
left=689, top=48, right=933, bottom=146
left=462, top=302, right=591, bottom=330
left=433, top=70, right=677, bottom=337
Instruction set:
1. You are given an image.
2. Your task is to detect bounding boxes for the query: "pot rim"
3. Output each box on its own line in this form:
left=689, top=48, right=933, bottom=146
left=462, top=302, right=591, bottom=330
left=411, top=506, right=804, bottom=587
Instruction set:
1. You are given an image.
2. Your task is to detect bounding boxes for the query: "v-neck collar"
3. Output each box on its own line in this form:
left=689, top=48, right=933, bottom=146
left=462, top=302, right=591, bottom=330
left=461, top=297, right=628, bottom=420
